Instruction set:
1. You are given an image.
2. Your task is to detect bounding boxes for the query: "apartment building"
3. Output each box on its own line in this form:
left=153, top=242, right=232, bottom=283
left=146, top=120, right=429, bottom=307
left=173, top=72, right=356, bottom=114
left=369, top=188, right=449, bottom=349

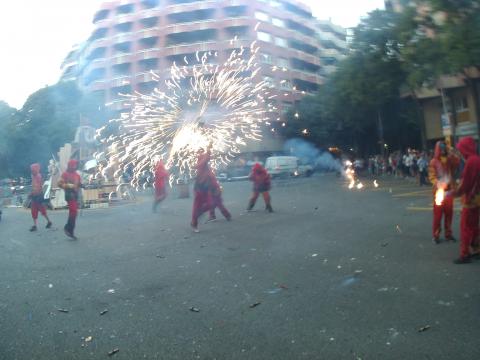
left=61, top=0, right=347, bottom=117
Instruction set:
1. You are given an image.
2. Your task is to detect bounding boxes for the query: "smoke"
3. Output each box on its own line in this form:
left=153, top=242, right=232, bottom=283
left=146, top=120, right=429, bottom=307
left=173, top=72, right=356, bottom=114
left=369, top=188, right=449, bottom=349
left=284, top=138, right=342, bottom=172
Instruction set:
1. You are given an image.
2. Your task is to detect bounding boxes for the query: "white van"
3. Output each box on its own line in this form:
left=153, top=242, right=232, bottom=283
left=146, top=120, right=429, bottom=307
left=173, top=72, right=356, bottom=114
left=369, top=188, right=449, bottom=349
left=265, top=156, right=313, bottom=177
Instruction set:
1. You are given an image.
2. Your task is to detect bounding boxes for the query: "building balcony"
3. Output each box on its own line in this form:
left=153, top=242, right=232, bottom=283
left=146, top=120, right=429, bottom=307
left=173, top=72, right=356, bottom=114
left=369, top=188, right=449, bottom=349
left=86, top=79, right=109, bottom=92
left=137, top=48, right=161, bottom=59
left=112, top=32, right=136, bottom=43
left=138, top=8, right=162, bottom=19
left=164, top=0, right=218, bottom=14
left=82, top=58, right=108, bottom=74
left=111, top=53, right=134, bottom=65
left=137, top=27, right=161, bottom=39
left=163, top=40, right=218, bottom=55
left=135, top=71, right=159, bottom=83
left=163, top=19, right=218, bottom=35
left=109, top=75, right=132, bottom=87
left=289, top=51, right=321, bottom=67
left=289, top=69, right=321, bottom=84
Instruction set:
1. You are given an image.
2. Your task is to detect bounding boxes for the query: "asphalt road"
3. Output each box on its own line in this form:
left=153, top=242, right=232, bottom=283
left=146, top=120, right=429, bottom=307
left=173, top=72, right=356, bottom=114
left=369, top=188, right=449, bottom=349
left=0, top=174, right=479, bottom=360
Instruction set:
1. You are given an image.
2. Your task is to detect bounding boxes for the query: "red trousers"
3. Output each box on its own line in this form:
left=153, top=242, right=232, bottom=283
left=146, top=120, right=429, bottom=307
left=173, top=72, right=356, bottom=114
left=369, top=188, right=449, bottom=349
left=31, top=201, right=47, bottom=220
left=191, top=191, right=211, bottom=227
left=432, top=196, right=453, bottom=238
left=460, top=207, right=479, bottom=258
left=209, top=194, right=231, bottom=220
left=250, top=191, right=271, bottom=206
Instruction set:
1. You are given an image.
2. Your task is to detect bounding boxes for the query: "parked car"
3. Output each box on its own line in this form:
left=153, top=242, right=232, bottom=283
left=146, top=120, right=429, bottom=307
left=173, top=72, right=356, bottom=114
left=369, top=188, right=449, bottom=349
left=265, top=156, right=313, bottom=178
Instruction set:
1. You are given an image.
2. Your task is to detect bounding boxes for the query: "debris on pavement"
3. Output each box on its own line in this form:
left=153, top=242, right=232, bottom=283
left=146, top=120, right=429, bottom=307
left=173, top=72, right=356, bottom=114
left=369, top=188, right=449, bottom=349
left=396, top=225, right=402, bottom=234
left=100, top=309, right=109, bottom=316
left=279, top=284, right=288, bottom=290
left=48, top=284, right=53, bottom=288
left=85, top=336, right=93, bottom=342
left=156, top=254, right=165, bottom=258
left=311, top=253, right=318, bottom=257
left=57, top=308, right=69, bottom=313
left=107, top=289, right=115, bottom=294
left=249, top=302, right=261, bottom=308
left=418, top=325, right=431, bottom=332
left=381, top=242, right=389, bottom=247
left=189, top=307, right=200, bottom=312
left=108, top=348, right=119, bottom=356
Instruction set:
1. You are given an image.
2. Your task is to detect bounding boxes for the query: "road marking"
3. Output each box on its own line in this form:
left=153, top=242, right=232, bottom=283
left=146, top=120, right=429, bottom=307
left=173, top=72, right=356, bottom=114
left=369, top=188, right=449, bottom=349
left=407, top=206, right=462, bottom=212
left=393, top=190, right=431, bottom=198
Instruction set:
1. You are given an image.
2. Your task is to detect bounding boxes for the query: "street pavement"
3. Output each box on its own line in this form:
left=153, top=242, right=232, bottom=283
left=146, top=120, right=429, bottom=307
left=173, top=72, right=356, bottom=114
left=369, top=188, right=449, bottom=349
left=0, top=174, right=479, bottom=360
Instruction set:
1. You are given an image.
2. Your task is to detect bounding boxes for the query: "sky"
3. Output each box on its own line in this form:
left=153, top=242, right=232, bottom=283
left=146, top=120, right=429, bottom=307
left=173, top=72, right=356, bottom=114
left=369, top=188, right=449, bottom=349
left=0, top=0, right=384, bottom=109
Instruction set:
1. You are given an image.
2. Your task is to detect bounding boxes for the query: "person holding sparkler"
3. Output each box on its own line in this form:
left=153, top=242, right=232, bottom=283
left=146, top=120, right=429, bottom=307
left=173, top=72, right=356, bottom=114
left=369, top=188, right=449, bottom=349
left=191, top=145, right=213, bottom=232
left=446, top=137, right=480, bottom=264
left=207, top=170, right=231, bottom=222
left=428, top=141, right=460, bottom=244
left=58, top=159, right=82, bottom=239
left=29, top=163, right=52, bottom=232
left=247, top=163, right=273, bottom=213
left=152, top=160, right=168, bottom=213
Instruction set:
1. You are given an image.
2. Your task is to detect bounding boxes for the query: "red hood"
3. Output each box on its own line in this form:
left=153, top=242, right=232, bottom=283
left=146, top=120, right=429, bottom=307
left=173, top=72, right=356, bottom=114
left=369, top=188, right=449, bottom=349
left=30, top=163, right=40, bottom=175
left=456, top=137, right=477, bottom=159
left=253, top=163, right=265, bottom=174
left=67, top=159, right=78, bottom=172
left=433, top=141, right=445, bottom=160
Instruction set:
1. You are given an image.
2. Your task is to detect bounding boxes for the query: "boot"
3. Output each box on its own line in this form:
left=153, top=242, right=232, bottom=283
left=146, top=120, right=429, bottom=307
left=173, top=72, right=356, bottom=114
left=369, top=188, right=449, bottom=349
left=266, top=204, right=273, bottom=213
left=247, top=200, right=255, bottom=211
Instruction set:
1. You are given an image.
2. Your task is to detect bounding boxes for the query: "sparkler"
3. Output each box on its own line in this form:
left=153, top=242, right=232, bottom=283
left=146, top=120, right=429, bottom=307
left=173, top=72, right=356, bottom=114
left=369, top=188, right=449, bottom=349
left=97, top=42, right=276, bottom=186
left=435, top=188, right=445, bottom=206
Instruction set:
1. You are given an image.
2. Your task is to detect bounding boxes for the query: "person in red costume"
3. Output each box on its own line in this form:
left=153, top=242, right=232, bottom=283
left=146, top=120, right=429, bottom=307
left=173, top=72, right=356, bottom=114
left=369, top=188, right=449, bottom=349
left=191, top=146, right=213, bottom=232
left=153, top=160, right=169, bottom=213
left=448, top=137, right=480, bottom=264
left=428, top=141, right=460, bottom=243
left=207, top=170, right=231, bottom=222
left=58, top=159, right=82, bottom=239
left=29, top=163, right=52, bottom=232
left=247, top=163, right=273, bottom=212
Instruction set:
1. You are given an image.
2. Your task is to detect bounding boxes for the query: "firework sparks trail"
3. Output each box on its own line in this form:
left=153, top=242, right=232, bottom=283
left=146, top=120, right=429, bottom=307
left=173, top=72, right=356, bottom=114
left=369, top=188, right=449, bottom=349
left=96, top=41, right=276, bottom=187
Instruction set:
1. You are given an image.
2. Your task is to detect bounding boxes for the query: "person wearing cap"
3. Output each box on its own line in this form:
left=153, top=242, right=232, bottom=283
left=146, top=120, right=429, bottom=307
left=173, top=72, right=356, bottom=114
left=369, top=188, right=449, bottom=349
left=58, top=159, right=82, bottom=239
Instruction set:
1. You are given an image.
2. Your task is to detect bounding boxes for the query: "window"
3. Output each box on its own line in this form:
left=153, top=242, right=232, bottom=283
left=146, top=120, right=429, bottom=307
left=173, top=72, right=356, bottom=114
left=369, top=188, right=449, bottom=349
left=114, top=42, right=132, bottom=54
left=277, top=57, right=289, bottom=68
left=263, top=76, right=275, bottom=87
left=274, top=37, right=288, bottom=48
left=280, top=79, right=292, bottom=90
left=142, top=0, right=160, bottom=8
left=112, top=63, right=132, bottom=76
left=272, top=18, right=285, bottom=28
left=115, top=22, right=133, bottom=33
left=259, top=53, right=273, bottom=64
left=224, top=6, right=247, bottom=18
left=139, top=36, right=159, bottom=50
left=455, top=97, right=469, bottom=111
left=140, top=17, right=159, bottom=28
left=117, top=4, right=134, bottom=15
left=93, top=9, right=109, bottom=23
left=138, top=58, right=159, bottom=72
left=254, top=11, right=269, bottom=22
left=257, top=31, right=272, bottom=43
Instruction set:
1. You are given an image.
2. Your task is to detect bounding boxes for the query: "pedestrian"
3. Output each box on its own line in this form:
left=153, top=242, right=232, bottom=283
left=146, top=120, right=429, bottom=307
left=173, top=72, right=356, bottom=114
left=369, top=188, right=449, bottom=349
left=447, top=137, right=480, bottom=264
left=428, top=141, right=459, bottom=244
left=247, top=163, right=273, bottom=212
left=58, top=159, right=82, bottom=239
left=29, top=163, right=52, bottom=231
left=207, top=171, right=231, bottom=222
left=191, top=146, right=213, bottom=233
left=417, top=152, right=429, bottom=186
left=152, top=160, right=168, bottom=213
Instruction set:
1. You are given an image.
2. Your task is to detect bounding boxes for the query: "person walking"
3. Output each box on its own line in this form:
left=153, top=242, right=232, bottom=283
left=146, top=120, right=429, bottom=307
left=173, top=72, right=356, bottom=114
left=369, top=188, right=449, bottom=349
left=29, top=163, right=52, bottom=231
left=58, top=159, right=82, bottom=239
left=247, top=163, right=273, bottom=212
left=417, top=152, right=429, bottom=186
left=191, top=147, right=213, bottom=232
left=447, top=137, right=480, bottom=264
left=152, top=160, right=169, bottom=213
left=428, top=141, right=460, bottom=244
left=207, top=171, right=231, bottom=222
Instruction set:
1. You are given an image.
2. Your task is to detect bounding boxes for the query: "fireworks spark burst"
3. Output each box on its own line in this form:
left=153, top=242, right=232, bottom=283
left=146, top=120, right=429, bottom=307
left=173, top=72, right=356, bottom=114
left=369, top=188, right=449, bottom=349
left=97, top=42, right=276, bottom=186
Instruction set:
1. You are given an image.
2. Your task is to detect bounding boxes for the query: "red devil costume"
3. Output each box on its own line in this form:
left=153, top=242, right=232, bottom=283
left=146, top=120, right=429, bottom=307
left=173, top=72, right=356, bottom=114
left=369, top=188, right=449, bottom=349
left=58, top=159, right=82, bottom=239
left=153, top=160, right=169, bottom=213
left=428, top=141, right=459, bottom=243
left=450, top=137, right=480, bottom=264
left=191, top=150, right=213, bottom=232
left=247, top=163, right=273, bottom=212
left=208, top=171, right=231, bottom=221
left=29, top=163, right=52, bottom=231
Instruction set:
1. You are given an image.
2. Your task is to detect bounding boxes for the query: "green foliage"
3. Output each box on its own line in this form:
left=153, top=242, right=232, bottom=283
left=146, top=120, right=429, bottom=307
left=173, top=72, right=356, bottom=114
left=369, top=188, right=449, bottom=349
left=0, top=81, right=108, bottom=177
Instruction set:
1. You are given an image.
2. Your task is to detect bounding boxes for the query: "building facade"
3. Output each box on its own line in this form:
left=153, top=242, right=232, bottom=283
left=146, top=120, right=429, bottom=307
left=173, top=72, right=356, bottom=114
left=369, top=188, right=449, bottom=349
left=61, top=0, right=346, bottom=118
